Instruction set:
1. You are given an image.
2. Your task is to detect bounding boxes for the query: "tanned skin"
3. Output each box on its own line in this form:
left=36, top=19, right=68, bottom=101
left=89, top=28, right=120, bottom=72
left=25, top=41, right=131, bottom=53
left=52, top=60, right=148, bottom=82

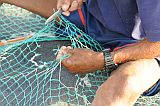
left=113, top=39, right=160, bottom=64
left=1, top=0, right=83, bottom=17
left=57, top=39, right=160, bottom=73
left=1, top=0, right=160, bottom=106
left=1, top=0, right=57, bottom=18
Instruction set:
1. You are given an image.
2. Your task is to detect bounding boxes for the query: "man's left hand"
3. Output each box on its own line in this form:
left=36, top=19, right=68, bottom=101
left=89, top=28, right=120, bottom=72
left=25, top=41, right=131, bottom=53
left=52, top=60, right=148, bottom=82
left=56, top=46, right=105, bottom=74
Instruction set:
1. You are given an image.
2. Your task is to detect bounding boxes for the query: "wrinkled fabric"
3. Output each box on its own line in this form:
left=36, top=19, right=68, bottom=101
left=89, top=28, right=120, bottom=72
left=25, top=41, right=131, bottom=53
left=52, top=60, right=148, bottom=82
left=86, top=0, right=160, bottom=43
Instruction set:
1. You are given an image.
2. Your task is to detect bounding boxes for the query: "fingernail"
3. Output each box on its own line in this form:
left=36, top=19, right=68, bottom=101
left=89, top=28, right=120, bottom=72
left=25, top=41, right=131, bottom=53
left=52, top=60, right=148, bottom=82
left=61, top=46, right=66, bottom=49
left=72, top=1, right=78, bottom=6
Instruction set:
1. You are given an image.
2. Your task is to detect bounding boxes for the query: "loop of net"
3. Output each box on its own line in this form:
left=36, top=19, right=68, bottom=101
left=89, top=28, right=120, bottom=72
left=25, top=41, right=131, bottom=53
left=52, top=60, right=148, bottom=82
left=0, top=4, right=159, bottom=106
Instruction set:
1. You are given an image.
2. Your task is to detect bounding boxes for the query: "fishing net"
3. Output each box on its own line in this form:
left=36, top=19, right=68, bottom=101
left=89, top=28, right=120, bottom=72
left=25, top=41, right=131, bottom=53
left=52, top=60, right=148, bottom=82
left=0, top=4, right=159, bottom=106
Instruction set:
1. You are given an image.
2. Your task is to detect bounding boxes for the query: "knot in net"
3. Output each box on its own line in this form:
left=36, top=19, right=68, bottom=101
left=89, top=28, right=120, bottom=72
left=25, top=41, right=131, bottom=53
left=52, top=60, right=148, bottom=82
left=0, top=4, right=159, bottom=106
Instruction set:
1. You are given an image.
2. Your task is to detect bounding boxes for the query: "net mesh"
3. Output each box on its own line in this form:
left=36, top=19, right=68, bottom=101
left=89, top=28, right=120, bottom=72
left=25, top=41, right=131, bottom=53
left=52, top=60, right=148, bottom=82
left=0, top=4, right=159, bottom=106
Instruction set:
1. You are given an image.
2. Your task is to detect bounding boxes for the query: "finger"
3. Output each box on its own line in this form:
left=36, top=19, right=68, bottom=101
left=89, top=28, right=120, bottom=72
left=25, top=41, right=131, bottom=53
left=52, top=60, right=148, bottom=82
left=63, top=48, right=74, bottom=55
left=67, top=46, right=72, bottom=49
left=62, top=11, right=70, bottom=16
left=77, top=0, right=83, bottom=9
left=69, top=0, right=79, bottom=11
left=56, top=46, right=67, bottom=60
left=62, top=0, right=71, bottom=11
left=60, top=46, right=67, bottom=50
left=57, top=0, right=64, bottom=9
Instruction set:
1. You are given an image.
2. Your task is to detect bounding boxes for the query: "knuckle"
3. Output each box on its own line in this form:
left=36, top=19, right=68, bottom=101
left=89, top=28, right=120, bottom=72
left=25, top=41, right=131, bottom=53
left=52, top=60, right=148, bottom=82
left=62, top=59, right=73, bottom=66
left=66, top=59, right=73, bottom=65
left=62, top=59, right=77, bottom=74
left=67, top=46, right=72, bottom=49
left=62, top=11, right=70, bottom=16
left=60, top=46, right=66, bottom=50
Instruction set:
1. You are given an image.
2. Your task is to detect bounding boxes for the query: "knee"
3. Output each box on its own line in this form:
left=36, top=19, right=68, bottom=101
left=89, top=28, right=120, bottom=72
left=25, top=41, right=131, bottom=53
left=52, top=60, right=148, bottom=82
left=94, top=69, right=142, bottom=105
left=93, top=59, right=160, bottom=106
left=97, top=69, right=143, bottom=95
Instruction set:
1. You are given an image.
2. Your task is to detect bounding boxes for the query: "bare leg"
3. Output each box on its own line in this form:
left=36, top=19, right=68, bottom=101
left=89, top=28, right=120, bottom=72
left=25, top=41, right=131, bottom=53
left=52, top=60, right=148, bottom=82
left=2, top=0, right=58, bottom=18
left=91, top=59, right=160, bottom=106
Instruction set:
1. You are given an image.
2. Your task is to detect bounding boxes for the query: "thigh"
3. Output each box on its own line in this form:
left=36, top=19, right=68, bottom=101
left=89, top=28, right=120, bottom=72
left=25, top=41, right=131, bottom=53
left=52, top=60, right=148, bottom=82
left=91, top=59, right=160, bottom=106
left=112, top=59, right=160, bottom=94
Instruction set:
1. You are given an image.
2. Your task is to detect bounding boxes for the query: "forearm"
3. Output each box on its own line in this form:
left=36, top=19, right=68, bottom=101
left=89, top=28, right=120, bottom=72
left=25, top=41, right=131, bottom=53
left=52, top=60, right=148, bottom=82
left=112, top=39, right=160, bottom=64
left=2, top=0, right=57, bottom=18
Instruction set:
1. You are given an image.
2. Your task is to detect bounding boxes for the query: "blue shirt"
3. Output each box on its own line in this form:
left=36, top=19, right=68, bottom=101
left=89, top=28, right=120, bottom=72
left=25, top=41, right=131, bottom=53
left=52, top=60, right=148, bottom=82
left=86, top=0, right=160, bottom=43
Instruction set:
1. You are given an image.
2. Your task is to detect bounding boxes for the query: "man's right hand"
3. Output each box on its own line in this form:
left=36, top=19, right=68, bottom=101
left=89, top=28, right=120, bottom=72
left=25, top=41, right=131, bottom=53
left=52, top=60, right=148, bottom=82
left=57, top=0, right=86, bottom=16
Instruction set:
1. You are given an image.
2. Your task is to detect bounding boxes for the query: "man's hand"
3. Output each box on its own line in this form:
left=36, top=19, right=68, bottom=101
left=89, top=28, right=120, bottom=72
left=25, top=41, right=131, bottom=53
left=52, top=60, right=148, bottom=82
left=57, top=0, right=86, bottom=16
left=0, top=0, right=3, bottom=5
left=56, top=46, right=105, bottom=74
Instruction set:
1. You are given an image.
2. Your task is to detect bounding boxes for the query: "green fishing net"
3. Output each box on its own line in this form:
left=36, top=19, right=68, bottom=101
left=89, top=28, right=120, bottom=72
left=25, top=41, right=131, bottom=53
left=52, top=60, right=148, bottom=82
left=0, top=4, right=159, bottom=106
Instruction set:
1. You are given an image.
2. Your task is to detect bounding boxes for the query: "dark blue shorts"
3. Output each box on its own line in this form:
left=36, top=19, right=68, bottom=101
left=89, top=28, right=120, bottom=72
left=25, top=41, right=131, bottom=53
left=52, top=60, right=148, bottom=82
left=64, top=4, right=160, bottom=96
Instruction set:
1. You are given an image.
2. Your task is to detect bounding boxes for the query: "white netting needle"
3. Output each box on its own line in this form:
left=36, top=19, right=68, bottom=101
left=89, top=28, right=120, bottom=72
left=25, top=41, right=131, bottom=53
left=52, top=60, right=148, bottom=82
left=45, top=9, right=63, bottom=25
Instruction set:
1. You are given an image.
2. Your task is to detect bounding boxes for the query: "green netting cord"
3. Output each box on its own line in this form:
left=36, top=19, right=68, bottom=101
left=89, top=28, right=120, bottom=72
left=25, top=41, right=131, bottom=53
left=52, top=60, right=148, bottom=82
left=0, top=4, right=159, bottom=106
